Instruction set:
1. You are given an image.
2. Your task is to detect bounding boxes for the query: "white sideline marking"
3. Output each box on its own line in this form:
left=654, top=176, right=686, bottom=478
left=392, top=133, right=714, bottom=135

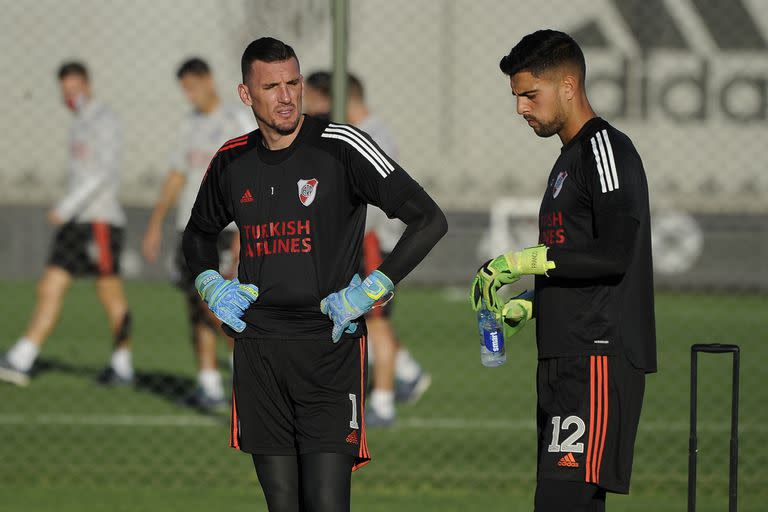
left=0, top=414, right=760, bottom=433
left=0, top=414, right=220, bottom=427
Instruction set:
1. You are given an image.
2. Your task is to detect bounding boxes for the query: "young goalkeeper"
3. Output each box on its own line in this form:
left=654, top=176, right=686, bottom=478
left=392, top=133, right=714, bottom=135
left=471, top=30, right=656, bottom=512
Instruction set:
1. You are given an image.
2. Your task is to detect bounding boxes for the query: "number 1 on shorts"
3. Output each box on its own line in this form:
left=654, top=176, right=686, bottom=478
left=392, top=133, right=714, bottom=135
left=348, top=393, right=359, bottom=429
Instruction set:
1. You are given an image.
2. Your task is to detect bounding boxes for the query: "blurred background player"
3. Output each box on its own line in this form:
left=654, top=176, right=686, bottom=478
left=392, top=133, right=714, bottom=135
left=142, top=57, right=255, bottom=411
left=304, top=71, right=432, bottom=427
left=0, top=61, right=133, bottom=387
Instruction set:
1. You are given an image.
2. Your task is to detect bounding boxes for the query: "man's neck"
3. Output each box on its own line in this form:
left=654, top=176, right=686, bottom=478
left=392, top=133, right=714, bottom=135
left=74, top=94, right=93, bottom=115
left=199, top=95, right=220, bottom=115
left=347, top=102, right=369, bottom=126
left=558, top=106, right=597, bottom=146
left=259, top=115, right=305, bottom=150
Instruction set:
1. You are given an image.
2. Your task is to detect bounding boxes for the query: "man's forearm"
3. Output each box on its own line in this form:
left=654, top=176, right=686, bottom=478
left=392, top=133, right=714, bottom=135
left=378, top=189, right=448, bottom=284
left=547, top=215, right=639, bottom=280
left=182, top=218, right=221, bottom=277
left=148, top=171, right=186, bottom=228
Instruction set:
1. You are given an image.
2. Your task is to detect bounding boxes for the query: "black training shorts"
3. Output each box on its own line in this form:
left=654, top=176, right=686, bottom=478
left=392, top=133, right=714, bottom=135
left=48, top=222, right=123, bottom=277
left=536, top=353, right=645, bottom=494
left=229, top=336, right=371, bottom=471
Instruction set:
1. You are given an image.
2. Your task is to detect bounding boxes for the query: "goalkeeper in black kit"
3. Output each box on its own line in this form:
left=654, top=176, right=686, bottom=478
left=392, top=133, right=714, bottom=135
left=470, top=30, right=656, bottom=512
left=182, top=37, right=446, bottom=512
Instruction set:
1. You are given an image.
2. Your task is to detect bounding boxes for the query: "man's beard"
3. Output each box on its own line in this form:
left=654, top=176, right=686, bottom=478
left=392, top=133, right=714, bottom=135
left=254, top=109, right=301, bottom=136
left=530, top=106, right=566, bottom=138
left=533, top=120, right=562, bottom=138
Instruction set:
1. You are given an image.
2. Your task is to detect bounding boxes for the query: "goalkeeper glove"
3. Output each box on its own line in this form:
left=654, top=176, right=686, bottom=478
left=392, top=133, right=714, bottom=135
left=470, top=244, right=555, bottom=313
left=320, top=270, right=394, bottom=343
left=195, top=270, right=259, bottom=333
left=499, top=290, right=533, bottom=338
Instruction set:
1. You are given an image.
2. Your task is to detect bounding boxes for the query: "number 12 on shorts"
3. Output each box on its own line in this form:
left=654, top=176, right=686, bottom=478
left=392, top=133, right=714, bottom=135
left=547, top=415, right=586, bottom=453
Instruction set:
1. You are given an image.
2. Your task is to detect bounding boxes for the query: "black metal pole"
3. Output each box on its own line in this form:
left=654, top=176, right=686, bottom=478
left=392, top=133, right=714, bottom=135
left=729, top=348, right=739, bottom=512
left=689, top=343, right=740, bottom=512
left=688, top=347, right=698, bottom=512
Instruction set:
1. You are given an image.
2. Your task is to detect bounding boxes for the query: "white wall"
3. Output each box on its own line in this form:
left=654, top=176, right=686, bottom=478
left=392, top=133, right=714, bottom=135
left=0, top=0, right=765, bottom=212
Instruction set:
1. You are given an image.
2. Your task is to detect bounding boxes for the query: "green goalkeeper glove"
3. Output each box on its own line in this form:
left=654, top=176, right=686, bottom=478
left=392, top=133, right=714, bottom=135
left=470, top=245, right=555, bottom=313
left=499, top=290, right=533, bottom=338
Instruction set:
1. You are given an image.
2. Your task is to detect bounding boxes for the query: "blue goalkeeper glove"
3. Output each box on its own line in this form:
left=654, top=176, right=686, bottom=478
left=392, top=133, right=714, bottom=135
left=320, top=270, right=394, bottom=343
left=195, top=270, right=260, bottom=333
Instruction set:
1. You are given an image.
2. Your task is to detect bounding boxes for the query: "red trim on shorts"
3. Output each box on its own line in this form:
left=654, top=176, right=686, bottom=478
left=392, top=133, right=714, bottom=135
left=586, top=356, right=609, bottom=484
left=594, top=356, right=604, bottom=483
left=586, top=356, right=596, bottom=482
left=92, top=223, right=113, bottom=275
left=230, top=388, right=241, bottom=450
left=596, top=356, right=609, bottom=480
left=352, top=336, right=371, bottom=471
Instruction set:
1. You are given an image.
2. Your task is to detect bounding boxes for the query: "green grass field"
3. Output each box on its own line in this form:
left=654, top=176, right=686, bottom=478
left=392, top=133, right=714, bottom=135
left=0, top=280, right=764, bottom=511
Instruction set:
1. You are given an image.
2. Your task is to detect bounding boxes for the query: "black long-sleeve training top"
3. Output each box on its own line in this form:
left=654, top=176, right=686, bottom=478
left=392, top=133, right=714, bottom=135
left=183, top=115, right=447, bottom=341
left=535, top=117, right=656, bottom=372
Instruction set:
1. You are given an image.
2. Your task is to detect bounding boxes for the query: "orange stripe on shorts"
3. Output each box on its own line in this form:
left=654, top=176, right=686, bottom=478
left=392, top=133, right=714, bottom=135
left=92, top=223, right=113, bottom=275
left=230, top=388, right=240, bottom=450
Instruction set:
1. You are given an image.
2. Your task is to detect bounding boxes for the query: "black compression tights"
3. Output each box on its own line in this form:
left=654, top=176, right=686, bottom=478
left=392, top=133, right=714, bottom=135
left=534, top=480, right=606, bottom=512
left=252, top=453, right=354, bottom=512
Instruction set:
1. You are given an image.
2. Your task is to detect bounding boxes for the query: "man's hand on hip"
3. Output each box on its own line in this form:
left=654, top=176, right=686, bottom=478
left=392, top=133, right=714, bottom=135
left=195, top=270, right=259, bottom=333
left=321, top=270, right=394, bottom=342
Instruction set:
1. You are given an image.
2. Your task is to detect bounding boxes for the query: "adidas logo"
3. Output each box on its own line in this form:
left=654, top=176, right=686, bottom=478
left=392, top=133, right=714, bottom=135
left=571, top=0, right=768, bottom=122
left=240, top=189, right=254, bottom=203
left=557, top=452, right=579, bottom=468
left=345, top=430, right=358, bottom=445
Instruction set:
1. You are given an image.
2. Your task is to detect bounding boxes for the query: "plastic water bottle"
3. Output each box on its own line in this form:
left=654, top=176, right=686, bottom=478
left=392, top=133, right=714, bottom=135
left=478, top=302, right=506, bottom=367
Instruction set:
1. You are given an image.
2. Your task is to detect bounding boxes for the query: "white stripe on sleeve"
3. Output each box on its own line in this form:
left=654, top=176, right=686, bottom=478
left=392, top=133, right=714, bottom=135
left=600, top=129, right=619, bottom=190
left=326, top=124, right=394, bottom=172
left=590, top=136, right=609, bottom=193
left=321, top=132, right=389, bottom=178
left=595, top=132, right=615, bottom=191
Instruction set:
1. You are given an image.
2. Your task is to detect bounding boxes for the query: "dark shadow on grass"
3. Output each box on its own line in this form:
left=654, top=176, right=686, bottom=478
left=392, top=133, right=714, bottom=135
left=134, top=370, right=230, bottom=418
left=32, top=357, right=101, bottom=379
left=32, top=357, right=228, bottom=417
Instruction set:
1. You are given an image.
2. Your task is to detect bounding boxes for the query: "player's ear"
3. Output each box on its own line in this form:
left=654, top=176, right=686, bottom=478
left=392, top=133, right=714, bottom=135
left=562, top=73, right=577, bottom=101
left=238, top=83, right=253, bottom=107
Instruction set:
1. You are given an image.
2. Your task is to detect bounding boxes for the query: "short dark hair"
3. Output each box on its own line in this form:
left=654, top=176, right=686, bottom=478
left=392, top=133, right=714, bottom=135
left=305, top=70, right=365, bottom=100
left=57, top=61, right=88, bottom=81
left=176, top=57, right=210, bottom=79
left=499, top=30, right=586, bottom=83
left=347, top=72, right=364, bottom=100
left=241, top=37, right=298, bottom=81
left=305, top=71, right=331, bottom=96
